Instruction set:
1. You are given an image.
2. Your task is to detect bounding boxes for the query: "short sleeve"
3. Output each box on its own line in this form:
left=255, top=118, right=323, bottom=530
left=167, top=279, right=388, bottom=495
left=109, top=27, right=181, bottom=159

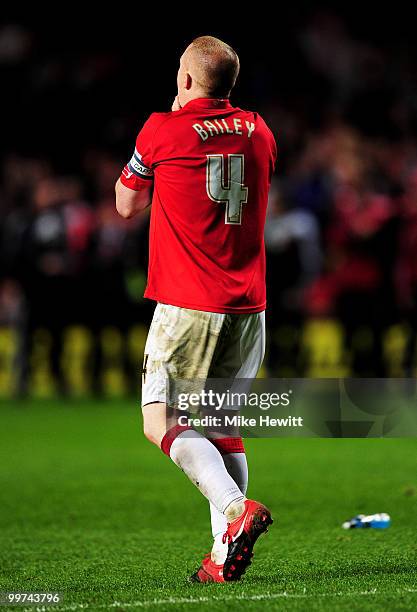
left=119, top=113, right=167, bottom=191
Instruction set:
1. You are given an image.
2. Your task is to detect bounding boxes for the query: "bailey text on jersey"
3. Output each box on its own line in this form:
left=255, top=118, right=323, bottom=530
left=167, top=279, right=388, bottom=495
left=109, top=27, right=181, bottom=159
left=193, top=118, right=256, bottom=141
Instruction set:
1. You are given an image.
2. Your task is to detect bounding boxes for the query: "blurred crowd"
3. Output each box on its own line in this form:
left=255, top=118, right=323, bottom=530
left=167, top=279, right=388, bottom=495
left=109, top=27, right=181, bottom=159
left=1, top=13, right=417, bottom=388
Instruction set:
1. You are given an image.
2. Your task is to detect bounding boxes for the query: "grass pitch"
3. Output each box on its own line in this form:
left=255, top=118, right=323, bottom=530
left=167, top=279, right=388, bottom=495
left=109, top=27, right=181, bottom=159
left=0, top=399, right=417, bottom=611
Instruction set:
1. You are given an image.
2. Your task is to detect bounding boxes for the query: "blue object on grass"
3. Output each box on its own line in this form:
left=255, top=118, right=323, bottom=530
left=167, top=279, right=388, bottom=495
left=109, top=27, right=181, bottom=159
left=342, top=513, right=391, bottom=529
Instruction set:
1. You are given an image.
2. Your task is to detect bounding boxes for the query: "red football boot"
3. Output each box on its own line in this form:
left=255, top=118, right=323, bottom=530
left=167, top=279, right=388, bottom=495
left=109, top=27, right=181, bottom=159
left=222, top=499, right=273, bottom=581
left=190, top=554, right=225, bottom=583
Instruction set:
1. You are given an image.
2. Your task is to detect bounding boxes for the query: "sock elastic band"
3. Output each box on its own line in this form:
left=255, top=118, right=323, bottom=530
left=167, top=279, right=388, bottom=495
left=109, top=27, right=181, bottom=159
left=161, top=424, right=194, bottom=456
left=209, top=436, right=245, bottom=455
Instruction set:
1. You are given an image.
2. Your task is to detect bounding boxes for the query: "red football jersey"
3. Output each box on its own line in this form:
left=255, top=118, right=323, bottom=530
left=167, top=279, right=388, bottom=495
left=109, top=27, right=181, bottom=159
left=120, top=98, right=277, bottom=313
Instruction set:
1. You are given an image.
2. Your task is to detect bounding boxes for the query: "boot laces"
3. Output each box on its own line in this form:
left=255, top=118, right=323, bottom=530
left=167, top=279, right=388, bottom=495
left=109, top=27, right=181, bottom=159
left=222, top=525, right=232, bottom=545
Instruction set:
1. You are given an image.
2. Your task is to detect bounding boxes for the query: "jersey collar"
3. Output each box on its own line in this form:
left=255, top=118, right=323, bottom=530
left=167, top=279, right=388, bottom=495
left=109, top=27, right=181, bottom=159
left=182, top=97, right=232, bottom=111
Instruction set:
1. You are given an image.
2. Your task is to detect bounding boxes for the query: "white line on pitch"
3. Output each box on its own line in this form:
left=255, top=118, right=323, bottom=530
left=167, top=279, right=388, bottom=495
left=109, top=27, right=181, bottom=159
left=22, top=588, right=417, bottom=612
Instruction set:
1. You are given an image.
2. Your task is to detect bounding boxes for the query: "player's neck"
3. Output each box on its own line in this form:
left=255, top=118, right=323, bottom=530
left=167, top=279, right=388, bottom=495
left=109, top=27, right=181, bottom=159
left=180, top=91, right=224, bottom=108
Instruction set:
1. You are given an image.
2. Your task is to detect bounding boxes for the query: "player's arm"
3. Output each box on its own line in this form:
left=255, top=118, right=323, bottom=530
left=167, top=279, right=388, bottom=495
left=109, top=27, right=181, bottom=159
left=115, top=177, right=152, bottom=219
left=116, top=115, right=161, bottom=219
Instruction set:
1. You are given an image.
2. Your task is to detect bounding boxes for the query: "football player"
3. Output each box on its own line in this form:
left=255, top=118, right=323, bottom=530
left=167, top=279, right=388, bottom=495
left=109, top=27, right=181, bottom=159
left=115, top=36, right=277, bottom=582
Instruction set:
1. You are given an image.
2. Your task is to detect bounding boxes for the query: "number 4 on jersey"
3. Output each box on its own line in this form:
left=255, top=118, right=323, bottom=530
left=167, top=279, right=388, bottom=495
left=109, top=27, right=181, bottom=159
left=206, top=154, right=249, bottom=225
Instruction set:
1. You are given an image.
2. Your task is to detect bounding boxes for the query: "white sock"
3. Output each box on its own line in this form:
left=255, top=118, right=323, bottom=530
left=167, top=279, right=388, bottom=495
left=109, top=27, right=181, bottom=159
left=169, top=430, right=245, bottom=514
left=210, top=452, right=248, bottom=564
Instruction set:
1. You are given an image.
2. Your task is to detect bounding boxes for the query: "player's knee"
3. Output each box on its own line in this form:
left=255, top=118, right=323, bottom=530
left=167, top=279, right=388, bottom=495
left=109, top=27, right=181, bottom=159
left=142, top=401, right=166, bottom=447
left=142, top=419, right=155, bottom=444
left=142, top=418, right=161, bottom=447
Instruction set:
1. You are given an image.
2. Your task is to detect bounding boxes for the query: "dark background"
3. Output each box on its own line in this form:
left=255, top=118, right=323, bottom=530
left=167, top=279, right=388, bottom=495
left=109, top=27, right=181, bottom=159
left=1, top=7, right=417, bottom=396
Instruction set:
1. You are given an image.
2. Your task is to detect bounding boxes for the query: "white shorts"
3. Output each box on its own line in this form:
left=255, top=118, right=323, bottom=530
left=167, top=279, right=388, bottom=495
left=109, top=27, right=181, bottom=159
left=141, top=303, right=265, bottom=408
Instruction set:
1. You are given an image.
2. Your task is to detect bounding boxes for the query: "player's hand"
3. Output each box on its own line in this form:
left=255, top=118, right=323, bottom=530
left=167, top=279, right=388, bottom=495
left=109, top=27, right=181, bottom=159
left=171, top=96, right=182, bottom=111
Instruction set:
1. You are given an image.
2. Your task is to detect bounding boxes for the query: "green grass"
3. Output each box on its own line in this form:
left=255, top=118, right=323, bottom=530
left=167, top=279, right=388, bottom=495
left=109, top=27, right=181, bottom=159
left=0, top=399, right=417, bottom=611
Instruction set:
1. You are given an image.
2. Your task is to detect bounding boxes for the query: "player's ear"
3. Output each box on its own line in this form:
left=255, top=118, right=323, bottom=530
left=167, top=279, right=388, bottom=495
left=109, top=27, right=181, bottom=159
left=185, top=73, right=192, bottom=91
